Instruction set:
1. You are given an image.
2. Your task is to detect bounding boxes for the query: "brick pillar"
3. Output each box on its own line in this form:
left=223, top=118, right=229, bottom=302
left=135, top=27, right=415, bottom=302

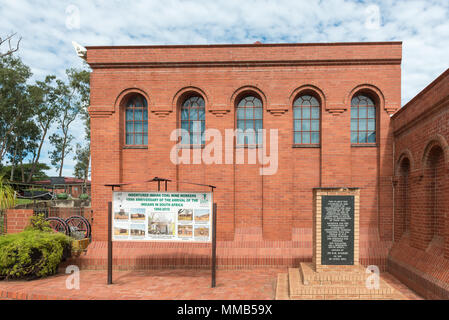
left=6, top=209, right=34, bottom=233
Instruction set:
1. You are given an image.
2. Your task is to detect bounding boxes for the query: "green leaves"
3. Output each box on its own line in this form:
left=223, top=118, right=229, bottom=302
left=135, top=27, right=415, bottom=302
left=0, top=174, right=16, bottom=210
left=0, top=228, right=72, bottom=280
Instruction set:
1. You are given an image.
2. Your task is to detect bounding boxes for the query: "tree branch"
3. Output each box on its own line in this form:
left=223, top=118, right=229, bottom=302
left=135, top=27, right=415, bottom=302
left=0, top=33, right=21, bottom=57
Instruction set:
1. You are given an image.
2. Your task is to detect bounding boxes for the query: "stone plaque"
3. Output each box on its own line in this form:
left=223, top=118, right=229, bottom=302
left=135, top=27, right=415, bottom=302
left=321, top=195, right=354, bottom=265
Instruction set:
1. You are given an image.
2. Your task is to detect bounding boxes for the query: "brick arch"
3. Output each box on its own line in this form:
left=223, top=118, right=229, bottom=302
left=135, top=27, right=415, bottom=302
left=421, top=134, right=449, bottom=173
left=395, top=149, right=415, bottom=176
left=230, top=85, right=267, bottom=109
left=114, top=87, right=151, bottom=109
left=172, top=86, right=210, bottom=111
left=289, top=84, right=326, bottom=110
left=345, top=83, right=385, bottom=110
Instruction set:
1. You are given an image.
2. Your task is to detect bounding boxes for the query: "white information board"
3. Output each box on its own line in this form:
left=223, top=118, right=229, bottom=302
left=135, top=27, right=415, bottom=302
left=112, top=191, right=213, bottom=242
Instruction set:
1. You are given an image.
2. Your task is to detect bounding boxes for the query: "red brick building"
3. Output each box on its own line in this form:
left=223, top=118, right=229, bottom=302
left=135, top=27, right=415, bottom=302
left=83, top=42, right=448, bottom=298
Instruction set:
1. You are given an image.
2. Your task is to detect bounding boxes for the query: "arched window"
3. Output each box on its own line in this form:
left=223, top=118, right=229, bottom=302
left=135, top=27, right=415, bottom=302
left=236, top=95, right=263, bottom=146
left=293, top=95, right=320, bottom=144
left=180, top=96, right=205, bottom=145
left=351, top=94, right=376, bottom=144
left=125, top=95, right=148, bottom=145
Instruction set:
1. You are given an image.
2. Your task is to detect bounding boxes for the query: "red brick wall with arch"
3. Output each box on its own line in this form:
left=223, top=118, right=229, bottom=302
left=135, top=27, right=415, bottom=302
left=86, top=42, right=401, bottom=267
left=390, top=68, right=449, bottom=299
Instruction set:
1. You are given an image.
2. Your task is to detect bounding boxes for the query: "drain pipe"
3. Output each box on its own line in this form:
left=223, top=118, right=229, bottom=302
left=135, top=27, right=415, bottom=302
left=392, top=137, right=395, bottom=243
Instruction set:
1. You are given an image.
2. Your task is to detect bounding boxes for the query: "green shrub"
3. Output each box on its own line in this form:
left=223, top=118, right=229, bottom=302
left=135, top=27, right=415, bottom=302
left=0, top=215, right=72, bottom=280
left=79, top=193, right=89, bottom=200
left=56, top=193, right=68, bottom=200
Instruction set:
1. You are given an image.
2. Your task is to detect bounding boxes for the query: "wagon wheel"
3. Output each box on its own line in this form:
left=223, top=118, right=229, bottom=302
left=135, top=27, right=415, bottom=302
left=45, top=217, right=70, bottom=236
left=65, top=215, right=91, bottom=239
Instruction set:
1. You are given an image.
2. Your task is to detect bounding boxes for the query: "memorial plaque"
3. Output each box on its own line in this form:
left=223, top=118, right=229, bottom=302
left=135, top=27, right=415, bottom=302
left=321, top=195, right=354, bottom=265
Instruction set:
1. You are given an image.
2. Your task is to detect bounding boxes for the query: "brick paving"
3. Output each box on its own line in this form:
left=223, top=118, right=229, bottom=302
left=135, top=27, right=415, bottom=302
left=0, top=268, right=422, bottom=300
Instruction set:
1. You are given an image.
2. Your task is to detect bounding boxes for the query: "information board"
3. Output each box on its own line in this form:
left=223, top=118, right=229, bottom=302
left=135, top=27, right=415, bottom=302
left=321, top=195, right=354, bottom=265
left=112, top=191, right=213, bottom=242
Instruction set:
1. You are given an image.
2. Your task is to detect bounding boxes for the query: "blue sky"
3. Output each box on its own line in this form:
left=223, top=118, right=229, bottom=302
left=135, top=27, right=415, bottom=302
left=0, top=0, right=448, bottom=177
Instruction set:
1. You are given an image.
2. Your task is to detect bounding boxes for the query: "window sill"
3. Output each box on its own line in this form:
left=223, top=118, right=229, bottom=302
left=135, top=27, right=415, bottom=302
left=177, top=145, right=205, bottom=149
left=293, top=144, right=320, bottom=148
left=123, top=145, right=148, bottom=149
left=351, top=143, right=378, bottom=147
left=235, top=145, right=263, bottom=149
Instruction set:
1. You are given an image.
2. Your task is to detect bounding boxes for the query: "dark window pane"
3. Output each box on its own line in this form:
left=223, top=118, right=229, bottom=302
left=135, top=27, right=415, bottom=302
left=237, top=120, right=245, bottom=130
left=135, top=135, right=143, bottom=145
left=358, top=132, right=367, bottom=143
left=367, top=131, right=376, bottom=143
left=245, top=107, right=253, bottom=119
left=302, top=120, right=310, bottom=131
left=294, top=120, right=301, bottom=131
left=126, top=134, right=133, bottom=145
left=181, top=121, right=189, bottom=131
left=190, top=108, right=198, bottom=120
left=237, top=108, right=245, bottom=119
left=293, top=107, right=301, bottom=119
left=143, top=135, right=148, bottom=145
left=134, top=110, right=142, bottom=121
left=359, top=119, right=367, bottom=131
left=143, top=109, right=148, bottom=119
left=359, top=107, right=367, bottom=118
left=245, top=120, right=254, bottom=130
left=311, top=132, right=320, bottom=144
left=198, top=108, right=205, bottom=120
left=302, top=132, right=310, bottom=144
left=294, top=132, right=301, bottom=144
left=134, top=122, right=142, bottom=133
left=181, top=108, right=189, bottom=120
left=255, top=120, right=262, bottom=131
left=351, top=132, right=358, bottom=143
left=302, top=107, right=310, bottom=118
left=351, top=119, right=357, bottom=131
left=126, top=122, right=133, bottom=133
left=126, top=109, right=133, bottom=120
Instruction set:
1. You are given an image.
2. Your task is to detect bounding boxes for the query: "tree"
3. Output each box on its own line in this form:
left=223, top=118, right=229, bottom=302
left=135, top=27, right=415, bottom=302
left=0, top=55, right=33, bottom=164
left=0, top=33, right=21, bottom=57
left=26, top=76, right=60, bottom=182
left=73, top=143, right=89, bottom=181
left=6, top=119, right=40, bottom=182
left=70, top=67, right=90, bottom=183
left=0, top=163, right=50, bottom=183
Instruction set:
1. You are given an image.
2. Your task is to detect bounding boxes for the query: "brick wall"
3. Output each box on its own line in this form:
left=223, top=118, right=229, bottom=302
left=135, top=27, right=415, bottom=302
left=390, top=68, right=449, bottom=299
left=5, top=209, right=34, bottom=234
left=85, top=42, right=401, bottom=268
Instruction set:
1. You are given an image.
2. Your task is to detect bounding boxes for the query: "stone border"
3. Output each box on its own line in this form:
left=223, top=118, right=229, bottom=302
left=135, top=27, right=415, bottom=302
left=313, top=188, right=360, bottom=272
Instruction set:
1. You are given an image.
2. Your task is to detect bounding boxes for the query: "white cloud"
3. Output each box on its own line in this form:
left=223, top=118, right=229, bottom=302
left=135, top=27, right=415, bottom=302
left=0, top=0, right=448, bottom=176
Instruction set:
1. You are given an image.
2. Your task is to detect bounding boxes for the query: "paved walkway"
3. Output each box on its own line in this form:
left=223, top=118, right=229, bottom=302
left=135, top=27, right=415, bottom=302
left=0, top=268, right=421, bottom=300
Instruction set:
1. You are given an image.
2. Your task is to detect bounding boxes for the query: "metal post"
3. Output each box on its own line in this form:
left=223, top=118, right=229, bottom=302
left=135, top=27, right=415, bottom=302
left=107, top=201, right=113, bottom=285
left=211, top=202, right=217, bottom=288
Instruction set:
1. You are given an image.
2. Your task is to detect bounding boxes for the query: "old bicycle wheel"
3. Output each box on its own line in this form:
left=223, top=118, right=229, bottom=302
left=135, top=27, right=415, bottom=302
left=45, top=217, right=70, bottom=235
left=65, top=215, right=91, bottom=239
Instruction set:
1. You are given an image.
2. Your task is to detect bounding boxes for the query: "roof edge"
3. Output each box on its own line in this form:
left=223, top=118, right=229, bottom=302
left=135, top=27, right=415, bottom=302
left=85, top=41, right=403, bottom=50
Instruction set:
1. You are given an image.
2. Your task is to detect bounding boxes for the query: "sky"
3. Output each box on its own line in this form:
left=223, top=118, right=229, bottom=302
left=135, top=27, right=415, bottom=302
left=0, top=0, right=448, bottom=177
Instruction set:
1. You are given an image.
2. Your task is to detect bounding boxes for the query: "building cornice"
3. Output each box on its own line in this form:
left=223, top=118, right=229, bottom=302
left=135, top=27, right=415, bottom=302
left=88, top=58, right=401, bottom=70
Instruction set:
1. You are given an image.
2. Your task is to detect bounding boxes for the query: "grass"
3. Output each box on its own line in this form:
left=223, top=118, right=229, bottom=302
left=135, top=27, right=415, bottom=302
left=15, top=198, right=34, bottom=206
